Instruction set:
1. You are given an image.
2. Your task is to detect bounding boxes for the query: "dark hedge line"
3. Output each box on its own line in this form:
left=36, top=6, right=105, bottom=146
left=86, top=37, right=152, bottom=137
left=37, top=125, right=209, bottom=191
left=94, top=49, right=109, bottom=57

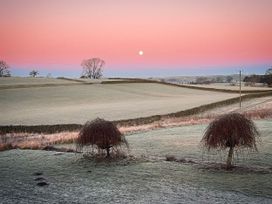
left=1, top=91, right=271, bottom=134
left=0, top=124, right=82, bottom=134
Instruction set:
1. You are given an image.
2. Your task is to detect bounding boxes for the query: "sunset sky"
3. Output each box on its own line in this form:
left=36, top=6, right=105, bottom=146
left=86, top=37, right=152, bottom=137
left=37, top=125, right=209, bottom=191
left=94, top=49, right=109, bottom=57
left=1, top=0, right=272, bottom=77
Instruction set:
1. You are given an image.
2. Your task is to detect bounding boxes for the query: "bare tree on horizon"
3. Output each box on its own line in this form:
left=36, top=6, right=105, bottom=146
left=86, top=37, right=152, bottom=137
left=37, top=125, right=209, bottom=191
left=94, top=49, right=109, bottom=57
left=29, top=70, right=39, bottom=77
left=81, top=58, right=104, bottom=79
left=0, top=60, right=11, bottom=77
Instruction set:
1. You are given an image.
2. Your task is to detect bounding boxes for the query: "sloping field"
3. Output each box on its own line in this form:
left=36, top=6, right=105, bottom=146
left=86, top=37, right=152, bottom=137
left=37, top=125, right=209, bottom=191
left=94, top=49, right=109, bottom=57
left=0, top=82, right=239, bottom=125
left=0, top=77, right=81, bottom=86
left=0, top=120, right=271, bottom=203
left=186, top=83, right=272, bottom=91
left=0, top=77, right=83, bottom=90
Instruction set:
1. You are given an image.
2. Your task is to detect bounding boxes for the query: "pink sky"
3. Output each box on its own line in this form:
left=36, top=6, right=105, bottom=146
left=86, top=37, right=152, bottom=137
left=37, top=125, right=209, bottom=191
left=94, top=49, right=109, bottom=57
left=0, top=0, right=272, bottom=76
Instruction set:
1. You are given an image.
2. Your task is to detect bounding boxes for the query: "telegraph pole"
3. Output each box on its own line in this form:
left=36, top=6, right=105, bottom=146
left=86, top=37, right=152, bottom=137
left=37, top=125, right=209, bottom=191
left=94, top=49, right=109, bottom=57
left=239, top=70, right=242, bottom=108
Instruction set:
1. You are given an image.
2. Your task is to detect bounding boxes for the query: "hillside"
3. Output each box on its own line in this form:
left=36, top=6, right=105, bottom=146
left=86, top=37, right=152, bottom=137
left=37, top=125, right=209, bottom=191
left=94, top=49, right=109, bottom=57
left=0, top=78, right=239, bottom=125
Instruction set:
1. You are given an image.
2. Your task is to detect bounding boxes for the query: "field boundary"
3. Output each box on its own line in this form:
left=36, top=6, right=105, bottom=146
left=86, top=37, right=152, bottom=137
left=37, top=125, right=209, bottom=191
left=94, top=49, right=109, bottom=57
left=1, top=91, right=271, bottom=134
left=115, top=91, right=272, bottom=126
left=1, top=77, right=270, bottom=93
left=0, top=83, right=93, bottom=90
left=153, top=81, right=272, bottom=94
left=101, top=79, right=155, bottom=84
left=0, top=78, right=153, bottom=90
left=56, top=77, right=93, bottom=84
left=107, top=77, right=272, bottom=93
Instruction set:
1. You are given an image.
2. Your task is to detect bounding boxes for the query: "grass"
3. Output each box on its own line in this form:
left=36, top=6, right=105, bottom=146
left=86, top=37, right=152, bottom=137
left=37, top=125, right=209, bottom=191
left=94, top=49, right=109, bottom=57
left=1, top=77, right=271, bottom=203
left=1, top=77, right=271, bottom=149
left=185, top=83, right=272, bottom=92
left=0, top=131, right=77, bottom=151
left=0, top=82, right=240, bottom=125
left=156, top=80, right=272, bottom=93
left=0, top=100, right=271, bottom=151
left=0, top=120, right=271, bottom=203
left=0, top=77, right=80, bottom=85
left=1, top=91, right=271, bottom=134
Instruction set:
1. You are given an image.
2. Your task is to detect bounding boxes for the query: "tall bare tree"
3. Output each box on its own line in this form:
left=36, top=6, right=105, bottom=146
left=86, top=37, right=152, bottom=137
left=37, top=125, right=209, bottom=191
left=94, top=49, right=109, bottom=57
left=81, top=58, right=104, bottom=79
left=0, top=60, right=11, bottom=77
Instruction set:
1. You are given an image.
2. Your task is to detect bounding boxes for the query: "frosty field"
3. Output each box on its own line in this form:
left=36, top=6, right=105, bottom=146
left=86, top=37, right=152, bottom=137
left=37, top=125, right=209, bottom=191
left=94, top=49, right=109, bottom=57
left=0, top=77, right=80, bottom=86
left=1, top=77, right=271, bottom=203
left=187, top=83, right=272, bottom=91
left=0, top=120, right=271, bottom=203
left=0, top=82, right=239, bottom=125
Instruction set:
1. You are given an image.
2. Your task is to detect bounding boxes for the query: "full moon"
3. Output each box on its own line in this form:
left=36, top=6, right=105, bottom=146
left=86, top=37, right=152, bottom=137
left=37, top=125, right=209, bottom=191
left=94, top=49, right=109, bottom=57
left=138, top=50, right=144, bottom=56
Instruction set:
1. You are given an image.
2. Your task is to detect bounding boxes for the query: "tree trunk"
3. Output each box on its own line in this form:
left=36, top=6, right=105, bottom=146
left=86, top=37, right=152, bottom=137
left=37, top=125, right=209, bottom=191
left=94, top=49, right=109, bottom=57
left=226, top=146, right=234, bottom=169
left=106, top=147, right=110, bottom=158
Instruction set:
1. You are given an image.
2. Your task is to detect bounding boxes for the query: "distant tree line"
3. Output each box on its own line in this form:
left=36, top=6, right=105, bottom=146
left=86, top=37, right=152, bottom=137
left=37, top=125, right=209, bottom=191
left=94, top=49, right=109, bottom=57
left=194, top=76, right=234, bottom=85
left=0, top=58, right=106, bottom=79
left=243, top=68, right=272, bottom=87
left=0, top=60, right=41, bottom=78
left=1, top=57, right=271, bottom=86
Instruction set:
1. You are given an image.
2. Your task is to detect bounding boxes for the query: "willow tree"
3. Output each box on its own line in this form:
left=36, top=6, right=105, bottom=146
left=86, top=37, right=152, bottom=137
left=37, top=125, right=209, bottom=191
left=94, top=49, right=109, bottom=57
left=201, top=113, right=260, bottom=169
left=76, top=118, right=128, bottom=157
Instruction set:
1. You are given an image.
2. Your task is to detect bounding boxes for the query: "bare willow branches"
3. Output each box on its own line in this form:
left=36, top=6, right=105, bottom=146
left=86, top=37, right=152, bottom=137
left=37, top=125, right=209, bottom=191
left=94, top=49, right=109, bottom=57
left=76, top=118, right=128, bottom=157
left=201, top=112, right=260, bottom=169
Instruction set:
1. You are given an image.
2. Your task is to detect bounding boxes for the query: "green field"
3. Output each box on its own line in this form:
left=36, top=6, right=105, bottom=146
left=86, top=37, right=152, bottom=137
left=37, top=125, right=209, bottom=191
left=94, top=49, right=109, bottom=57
left=0, top=80, right=239, bottom=125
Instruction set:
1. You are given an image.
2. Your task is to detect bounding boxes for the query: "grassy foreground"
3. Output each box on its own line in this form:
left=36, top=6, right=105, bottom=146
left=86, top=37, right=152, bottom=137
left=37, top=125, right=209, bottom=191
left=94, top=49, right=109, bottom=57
left=0, top=120, right=271, bottom=203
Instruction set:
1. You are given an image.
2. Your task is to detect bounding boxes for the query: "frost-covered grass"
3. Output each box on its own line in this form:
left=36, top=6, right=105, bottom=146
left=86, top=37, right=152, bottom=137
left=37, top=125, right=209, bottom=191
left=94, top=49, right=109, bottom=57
left=0, top=83, right=239, bottom=125
left=0, top=77, right=137, bottom=87
left=0, top=77, right=80, bottom=85
left=128, top=120, right=272, bottom=166
left=0, top=120, right=271, bottom=203
left=1, top=95, right=271, bottom=150
left=187, top=83, right=272, bottom=91
left=1, top=97, right=271, bottom=150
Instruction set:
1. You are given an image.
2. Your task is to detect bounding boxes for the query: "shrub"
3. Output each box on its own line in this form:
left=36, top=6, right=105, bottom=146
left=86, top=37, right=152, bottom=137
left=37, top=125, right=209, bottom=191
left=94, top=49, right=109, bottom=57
left=76, top=118, right=128, bottom=157
left=201, top=113, right=260, bottom=169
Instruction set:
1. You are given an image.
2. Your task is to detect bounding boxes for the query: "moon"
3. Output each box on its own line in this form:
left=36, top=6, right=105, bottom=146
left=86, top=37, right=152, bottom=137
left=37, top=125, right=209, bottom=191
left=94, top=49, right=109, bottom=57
left=138, top=50, right=144, bottom=56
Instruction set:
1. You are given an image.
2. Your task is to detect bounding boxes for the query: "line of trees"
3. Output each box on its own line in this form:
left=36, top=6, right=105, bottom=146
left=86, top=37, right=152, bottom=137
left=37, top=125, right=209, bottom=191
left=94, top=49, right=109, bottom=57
left=1, top=58, right=271, bottom=84
left=0, top=60, right=40, bottom=78
left=0, top=58, right=105, bottom=79
left=195, top=76, right=233, bottom=84
left=243, top=68, right=272, bottom=87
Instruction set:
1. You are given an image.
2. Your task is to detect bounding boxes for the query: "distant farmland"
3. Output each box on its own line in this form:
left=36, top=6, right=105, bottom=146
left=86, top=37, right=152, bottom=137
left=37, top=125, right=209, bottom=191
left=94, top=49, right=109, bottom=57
left=0, top=78, right=240, bottom=125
